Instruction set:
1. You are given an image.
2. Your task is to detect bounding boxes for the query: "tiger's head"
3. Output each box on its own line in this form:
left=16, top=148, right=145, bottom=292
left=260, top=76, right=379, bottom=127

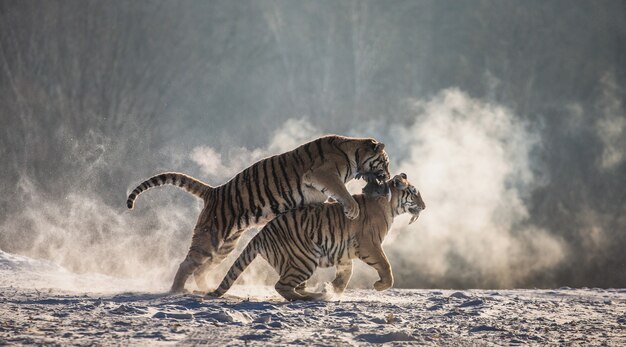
left=353, top=139, right=391, bottom=184
left=387, top=173, right=425, bottom=224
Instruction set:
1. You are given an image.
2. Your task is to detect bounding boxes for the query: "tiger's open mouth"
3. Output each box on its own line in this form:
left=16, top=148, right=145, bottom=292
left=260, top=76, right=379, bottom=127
left=408, top=207, right=422, bottom=224
left=355, top=170, right=389, bottom=185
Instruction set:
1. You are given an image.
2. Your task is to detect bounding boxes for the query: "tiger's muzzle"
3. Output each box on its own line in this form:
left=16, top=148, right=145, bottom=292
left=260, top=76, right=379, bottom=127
left=408, top=206, right=425, bottom=225
left=355, top=169, right=390, bottom=185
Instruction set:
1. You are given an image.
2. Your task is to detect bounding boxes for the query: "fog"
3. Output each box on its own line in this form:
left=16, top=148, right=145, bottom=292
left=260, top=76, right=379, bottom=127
left=0, top=0, right=624, bottom=289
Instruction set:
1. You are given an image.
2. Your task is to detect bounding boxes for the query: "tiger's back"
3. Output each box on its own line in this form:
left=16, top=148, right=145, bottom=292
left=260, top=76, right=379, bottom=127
left=202, top=145, right=325, bottom=230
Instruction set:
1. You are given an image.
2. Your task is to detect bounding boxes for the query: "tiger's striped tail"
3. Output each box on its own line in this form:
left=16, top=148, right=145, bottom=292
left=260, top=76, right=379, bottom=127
left=126, top=172, right=212, bottom=209
left=212, top=238, right=261, bottom=297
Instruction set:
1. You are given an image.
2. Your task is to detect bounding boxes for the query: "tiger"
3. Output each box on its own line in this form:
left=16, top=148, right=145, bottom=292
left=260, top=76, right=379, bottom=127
left=126, top=135, right=390, bottom=293
left=210, top=173, right=425, bottom=301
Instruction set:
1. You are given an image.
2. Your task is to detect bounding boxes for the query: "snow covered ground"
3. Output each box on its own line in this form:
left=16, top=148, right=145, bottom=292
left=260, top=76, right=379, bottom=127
left=1, top=251, right=624, bottom=346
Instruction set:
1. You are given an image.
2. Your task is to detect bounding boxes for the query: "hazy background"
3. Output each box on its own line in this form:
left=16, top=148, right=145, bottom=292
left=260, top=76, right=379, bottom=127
left=1, top=0, right=624, bottom=290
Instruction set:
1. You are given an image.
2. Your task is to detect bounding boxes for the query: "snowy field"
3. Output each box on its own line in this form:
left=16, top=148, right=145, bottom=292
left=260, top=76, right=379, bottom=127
left=1, top=251, right=624, bottom=346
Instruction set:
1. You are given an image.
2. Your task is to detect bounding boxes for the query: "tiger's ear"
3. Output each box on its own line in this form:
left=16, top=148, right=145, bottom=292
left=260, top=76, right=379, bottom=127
left=373, top=142, right=385, bottom=153
left=392, top=173, right=408, bottom=189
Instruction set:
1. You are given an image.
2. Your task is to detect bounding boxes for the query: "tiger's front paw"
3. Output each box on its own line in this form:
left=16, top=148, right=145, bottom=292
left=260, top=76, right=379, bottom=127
left=343, top=200, right=360, bottom=220
left=374, top=280, right=392, bottom=291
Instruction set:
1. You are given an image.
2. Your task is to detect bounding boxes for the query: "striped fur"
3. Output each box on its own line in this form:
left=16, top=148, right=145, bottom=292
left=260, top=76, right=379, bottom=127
left=126, top=172, right=210, bottom=209
left=126, top=135, right=391, bottom=293
left=211, top=173, right=425, bottom=301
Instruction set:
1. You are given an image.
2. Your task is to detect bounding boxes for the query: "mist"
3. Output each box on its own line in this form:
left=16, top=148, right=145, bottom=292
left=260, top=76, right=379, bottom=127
left=1, top=0, right=624, bottom=290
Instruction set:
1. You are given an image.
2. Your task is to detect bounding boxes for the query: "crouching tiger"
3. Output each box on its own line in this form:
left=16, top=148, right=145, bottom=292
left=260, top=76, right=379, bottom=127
left=210, top=173, right=425, bottom=301
left=126, top=135, right=390, bottom=293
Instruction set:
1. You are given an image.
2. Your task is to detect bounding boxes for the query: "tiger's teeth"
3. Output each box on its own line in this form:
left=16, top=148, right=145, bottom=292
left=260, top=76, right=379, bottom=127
left=409, top=214, right=419, bottom=224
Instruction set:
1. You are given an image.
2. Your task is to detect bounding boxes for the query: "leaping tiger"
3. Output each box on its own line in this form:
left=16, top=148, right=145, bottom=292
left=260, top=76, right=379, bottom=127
left=126, top=135, right=390, bottom=293
left=210, top=173, right=425, bottom=301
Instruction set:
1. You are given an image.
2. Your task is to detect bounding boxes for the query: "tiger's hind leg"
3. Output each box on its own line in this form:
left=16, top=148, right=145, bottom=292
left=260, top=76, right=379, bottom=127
left=193, top=232, right=244, bottom=292
left=171, top=229, right=216, bottom=293
left=171, top=252, right=212, bottom=293
left=294, top=281, right=328, bottom=299
left=275, top=269, right=323, bottom=301
left=294, top=282, right=307, bottom=295
left=275, top=280, right=318, bottom=301
left=192, top=261, right=214, bottom=293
